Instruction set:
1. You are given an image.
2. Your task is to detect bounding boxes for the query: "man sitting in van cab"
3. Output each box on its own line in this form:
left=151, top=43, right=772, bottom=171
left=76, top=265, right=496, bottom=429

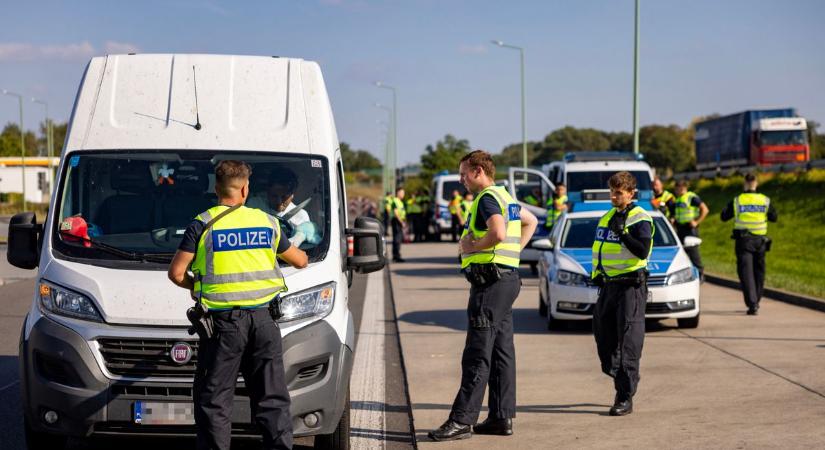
left=168, top=160, right=308, bottom=450
left=248, top=167, right=317, bottom=247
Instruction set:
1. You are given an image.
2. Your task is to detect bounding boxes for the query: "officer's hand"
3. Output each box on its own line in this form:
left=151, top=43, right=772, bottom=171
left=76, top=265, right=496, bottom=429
left=459, top=235, right=475, bottom=254
left=689, top=220, right=698, bottom=228
left=609, top=214, right=625, bottom=235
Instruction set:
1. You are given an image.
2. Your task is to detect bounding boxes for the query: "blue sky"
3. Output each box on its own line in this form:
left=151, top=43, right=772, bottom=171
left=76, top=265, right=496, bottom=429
left=1, top=0, right=823, bottom=164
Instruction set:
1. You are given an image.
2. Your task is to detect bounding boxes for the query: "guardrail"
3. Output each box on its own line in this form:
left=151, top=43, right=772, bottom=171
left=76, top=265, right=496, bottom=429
left=670, top=159, right=825, bottom=181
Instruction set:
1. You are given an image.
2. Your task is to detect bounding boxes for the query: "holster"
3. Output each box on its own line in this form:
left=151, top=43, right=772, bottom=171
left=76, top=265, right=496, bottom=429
left=268, top=296, right=283, bottom=322
left=463, top=263, right=502, bottom=288
left=186, top=303, right=214, bottom=339
left=605, top=269, right=648, bottom=287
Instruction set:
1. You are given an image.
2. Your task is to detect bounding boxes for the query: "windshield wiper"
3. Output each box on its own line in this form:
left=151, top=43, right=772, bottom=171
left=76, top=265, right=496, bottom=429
left=61, top=233, right=174, bottom=263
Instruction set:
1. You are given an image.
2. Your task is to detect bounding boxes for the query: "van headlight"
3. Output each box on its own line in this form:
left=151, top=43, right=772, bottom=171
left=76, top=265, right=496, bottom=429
left=666, top=267, right=697, bottom=285
left=557, top=270, right=589, bottom=287
left=278, top=282, right=336, bottom=323
left=38, top=280, right=103, bottom=322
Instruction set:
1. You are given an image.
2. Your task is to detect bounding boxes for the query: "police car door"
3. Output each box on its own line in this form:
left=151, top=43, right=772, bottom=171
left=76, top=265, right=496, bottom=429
left=507, top=167, right=556, bottom=237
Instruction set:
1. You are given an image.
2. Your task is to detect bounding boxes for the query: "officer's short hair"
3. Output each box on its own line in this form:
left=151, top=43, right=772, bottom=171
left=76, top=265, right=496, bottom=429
left=268, top=167, right=298, bottom=193
left=675, top=179, right=689, bottom=189
left=608, top=171, right=637, bottom=192
left=215, top=160, right=252, bottom=197
left=744, top=173, right=757, bottom=183
left=460, top=150, right=496, bottom=178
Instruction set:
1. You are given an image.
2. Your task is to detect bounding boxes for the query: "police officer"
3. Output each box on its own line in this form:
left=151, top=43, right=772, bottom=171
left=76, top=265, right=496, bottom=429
left=168, top=161, right=308, bottom=450
left=429, top=150, right=538, bottom=441
left=458, top=191, right=474, bottom=229
left=720, top=173, right=777, bottom=315
left=383, top=191, right=393, bottom=237
left=592, top=171, right=654, bottom=416
left=545, top=183, right=568, bottom=231
left=392, top=187, right=407, bottom=262
left=669, top=180, right=709, bottom=279
left=651, top=176, right=674, bottom=219
left=449, top=189, right=463, bottom=242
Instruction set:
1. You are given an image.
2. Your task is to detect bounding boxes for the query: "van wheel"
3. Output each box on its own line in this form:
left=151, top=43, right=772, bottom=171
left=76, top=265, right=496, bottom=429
left=25, top=418, right=67, bottom=450
left=677, top=314, right=700, bottom=329
left=314, top=390, right=350, bottom=450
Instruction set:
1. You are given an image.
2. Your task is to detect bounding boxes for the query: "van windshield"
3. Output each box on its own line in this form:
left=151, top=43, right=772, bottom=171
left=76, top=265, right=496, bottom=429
left=441, top=181, right=465, bottom=201
left=567, top=171, right=652, bottom=192
left=54, top=151, right=330, bottom=266
left=561, top=216, right=676, bottom=248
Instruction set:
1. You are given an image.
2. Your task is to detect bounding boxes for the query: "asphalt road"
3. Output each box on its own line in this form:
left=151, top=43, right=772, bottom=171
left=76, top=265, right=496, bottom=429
left=0, top=269, right=412, bottom=449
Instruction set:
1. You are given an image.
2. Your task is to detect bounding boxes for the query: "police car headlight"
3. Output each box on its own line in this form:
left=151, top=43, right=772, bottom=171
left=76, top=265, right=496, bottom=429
left=278, top=282, right=336, bottom=323
left=557, top=270, right=589, bottom=287
left=38, top=280, right=103, bottom=322
left=666, top=267, right=696, bottom=285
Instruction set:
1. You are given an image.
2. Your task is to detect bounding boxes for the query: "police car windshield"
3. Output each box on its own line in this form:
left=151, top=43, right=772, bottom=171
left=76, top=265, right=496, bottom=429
left=441, top=181, right=465, bottom=200
left=561, top=216, right=677, bottom=248
left=566, top=171, right=652, bottom=192
left=53, top=151, right=330, bottom=267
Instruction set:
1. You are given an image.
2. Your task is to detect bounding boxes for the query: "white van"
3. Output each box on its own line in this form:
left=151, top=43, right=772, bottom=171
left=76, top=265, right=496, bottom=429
left=7, top=54, right=385, bottom=449
left=429, top=172, right=465, bottom=240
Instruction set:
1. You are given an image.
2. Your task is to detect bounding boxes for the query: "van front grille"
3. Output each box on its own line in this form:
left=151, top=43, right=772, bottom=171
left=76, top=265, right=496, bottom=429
left=98, top=338, right=199, bottom=378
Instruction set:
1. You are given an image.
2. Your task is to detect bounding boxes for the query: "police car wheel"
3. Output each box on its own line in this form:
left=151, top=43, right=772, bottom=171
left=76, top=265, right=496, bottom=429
left=530, top=263, right=538, bottom=276
left=538, top=290, right=548, bottom=317
left=677, top=313, right=700, bottom=329
left=24, top=417, right=67, bottom=450
left=546, top=312, right=565, bottom=331
left=314, top=389, right=350, bottom=450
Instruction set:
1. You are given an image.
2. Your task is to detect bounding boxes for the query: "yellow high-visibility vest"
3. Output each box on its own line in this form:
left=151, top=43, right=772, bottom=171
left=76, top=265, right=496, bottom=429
left=591, top=206, right=655, bottom=278
left=734, top=192, right=769, bottom=236
left=460, top=186, right=522, bottom=269
left=674, top=192, right=700, bottom=225
left=545, top=194, right=568, bottom=229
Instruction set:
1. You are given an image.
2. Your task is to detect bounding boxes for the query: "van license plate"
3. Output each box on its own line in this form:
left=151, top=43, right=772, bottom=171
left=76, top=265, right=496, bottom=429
left=134, top=401, right=195, bottom=425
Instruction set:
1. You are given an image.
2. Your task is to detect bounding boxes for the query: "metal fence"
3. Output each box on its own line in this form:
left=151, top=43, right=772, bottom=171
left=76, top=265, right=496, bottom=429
left=670, top=159, right=825, bottom=181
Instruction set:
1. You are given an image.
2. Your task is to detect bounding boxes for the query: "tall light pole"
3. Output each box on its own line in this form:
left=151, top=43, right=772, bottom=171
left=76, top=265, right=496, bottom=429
left=3, top=89, right=27, bottom=210
left=374, top=81, right=397, bottom=193
left=632, top=0, right=640, bottom=154
left=492, top=40, right=527, bottom=168
left=374, top=104, right=393, bottom=196
left=32, top=97, right=53, bottom=197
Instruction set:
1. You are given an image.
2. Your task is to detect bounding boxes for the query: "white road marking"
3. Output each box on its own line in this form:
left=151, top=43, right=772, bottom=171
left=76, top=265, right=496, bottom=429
left=350, top=269, right=387, bottom=449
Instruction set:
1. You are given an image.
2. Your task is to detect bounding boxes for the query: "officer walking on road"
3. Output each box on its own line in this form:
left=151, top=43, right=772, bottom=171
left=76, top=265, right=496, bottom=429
left=592, top=171, right=654, bottom=416
left=670, top=180, right=709, bottom=280
left=168, top=161, right=308, bottom=450
left=429, top=150, right=538, bottom=442
left=392, top=187, right=407, bottom=262
left=720, top=173, right=777, bottom=315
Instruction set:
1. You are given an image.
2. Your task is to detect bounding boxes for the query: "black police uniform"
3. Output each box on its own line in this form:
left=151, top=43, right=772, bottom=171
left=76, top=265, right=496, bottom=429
left=180, top=219, right=293, bottom=450
left=668, top=194, right=705, bottom=277
left=449, top=195, right=521, bottom=426
left=720, top=191, right=778, bottom=312
left=391, top=203, right=405, bottom=262
left=592, top=204, right=652, bottom=407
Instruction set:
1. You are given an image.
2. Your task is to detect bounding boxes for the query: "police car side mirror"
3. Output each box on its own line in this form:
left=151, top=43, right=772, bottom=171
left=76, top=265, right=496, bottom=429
left=532, top=238, right=554, bottom=250
left=8, top=212, right=42, bottom=270
left=682, top=236, right=702, bottom=248
left=346, top=216, right=386, bottom=274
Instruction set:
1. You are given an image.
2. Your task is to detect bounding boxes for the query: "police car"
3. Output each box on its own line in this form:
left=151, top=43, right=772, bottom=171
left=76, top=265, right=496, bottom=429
left=533, top=208, right=701, bottom=329
left=429, top=172, right=465, bottom=240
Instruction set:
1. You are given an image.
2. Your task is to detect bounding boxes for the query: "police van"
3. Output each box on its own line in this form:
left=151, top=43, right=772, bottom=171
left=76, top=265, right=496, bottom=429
left=7, top=54, right=384, bottom=449
left=429, top=171, right=465, bottom=240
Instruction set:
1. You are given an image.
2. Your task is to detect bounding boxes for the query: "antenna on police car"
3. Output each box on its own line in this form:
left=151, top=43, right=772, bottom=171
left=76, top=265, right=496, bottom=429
left=192, top=65, right=202, bottom=130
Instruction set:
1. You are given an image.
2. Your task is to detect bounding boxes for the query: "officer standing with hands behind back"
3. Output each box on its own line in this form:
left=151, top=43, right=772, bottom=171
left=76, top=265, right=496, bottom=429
left=592, top=171, right=654, bottom=417
left=168, top=161, right=308, bottom=450
left=429, top=150, right=537, bottom=442
left=720, top=173, right=777, bottom=315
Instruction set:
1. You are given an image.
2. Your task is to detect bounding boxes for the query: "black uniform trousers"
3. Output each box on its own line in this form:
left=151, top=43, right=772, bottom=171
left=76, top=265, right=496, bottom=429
left=593, top=279, right=646, bottom=399
left=450, top=270, right=521, bottom=425
left=194, top=307, right=292, bottom=450
left=735, top=236, right=768, bottom=309
left=451, top=214, right=461, bottom=242
left=391, top=218, right=404, bottom=260
left=676, top=225, right=704, bottom=276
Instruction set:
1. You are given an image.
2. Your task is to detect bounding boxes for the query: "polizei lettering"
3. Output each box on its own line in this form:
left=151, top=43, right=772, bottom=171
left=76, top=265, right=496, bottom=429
left=212, top=227, right=273, bottom=251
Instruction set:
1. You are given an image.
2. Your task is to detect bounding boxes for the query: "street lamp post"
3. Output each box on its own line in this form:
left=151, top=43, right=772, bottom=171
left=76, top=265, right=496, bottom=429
left=374, top=82, right=397, bottom=193
left=632, top=0, right=640, bottom=154
left=374, top=104, right=393, bottom=196
left=492, top=40, right=527, bottom=168
left=32, top=98, right=53, bottom=197
left=3, top=89, right=27, bottom=210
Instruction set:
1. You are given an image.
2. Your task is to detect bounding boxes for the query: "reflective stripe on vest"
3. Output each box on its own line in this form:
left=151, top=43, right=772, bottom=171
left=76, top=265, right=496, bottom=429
left=545, top=194, right=568, bottom=228
left=674, top=192, right=700, bottom=224
left=460, top=185, right=522, bottom=269
left=734, top=193, right=769, bottom=236
left=591, top=206, right=655, bottom=278
left=191, top=205, right=286, bottom=309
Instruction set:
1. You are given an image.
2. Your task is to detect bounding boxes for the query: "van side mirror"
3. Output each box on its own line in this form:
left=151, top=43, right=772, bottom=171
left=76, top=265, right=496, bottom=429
left=345, top=216, right=386, bottom=274
left=8, top=212, right=42, bottom=270
left=532, top=238, right=554, bottom=250
left=682, top=236, right=702, bottom=248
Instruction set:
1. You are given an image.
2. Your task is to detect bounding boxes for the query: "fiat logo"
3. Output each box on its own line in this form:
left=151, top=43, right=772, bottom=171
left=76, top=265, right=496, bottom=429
left=170, top=342, right=193, bottom=365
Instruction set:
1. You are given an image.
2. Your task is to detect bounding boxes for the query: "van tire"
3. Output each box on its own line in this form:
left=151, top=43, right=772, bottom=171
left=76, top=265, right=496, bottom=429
left=25, top=418, right=67, bottom=450
left=677, top=313, right=700, bottom=329
left=314, top=390, right=350, bottom=450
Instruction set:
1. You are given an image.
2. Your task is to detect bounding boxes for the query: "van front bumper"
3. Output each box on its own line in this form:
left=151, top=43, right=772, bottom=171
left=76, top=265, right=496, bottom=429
left=20, top=314, right=352, bottom=438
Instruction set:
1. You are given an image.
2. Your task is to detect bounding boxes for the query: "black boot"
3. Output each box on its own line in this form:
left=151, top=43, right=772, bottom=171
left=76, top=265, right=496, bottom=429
left=428, top=419, right=472, bottom=441
left=473, top=417, right=513, bottom=436
left=609, top=394, right=633, bottom=416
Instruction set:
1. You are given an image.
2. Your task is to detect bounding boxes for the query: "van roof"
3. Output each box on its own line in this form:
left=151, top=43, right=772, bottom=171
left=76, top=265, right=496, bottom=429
left=65, top=54, right=338, bottom=156
left=548, top=160, right=653, bottom=173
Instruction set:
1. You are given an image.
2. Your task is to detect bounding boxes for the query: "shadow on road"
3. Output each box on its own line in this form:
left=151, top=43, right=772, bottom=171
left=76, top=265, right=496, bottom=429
left=398, top=308, right=563, bottom=335
left=412, top=402, right=610, bottom=416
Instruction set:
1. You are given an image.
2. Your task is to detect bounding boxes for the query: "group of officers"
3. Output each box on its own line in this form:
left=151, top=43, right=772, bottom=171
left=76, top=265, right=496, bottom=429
left=161, top=152, right=778, bottom=448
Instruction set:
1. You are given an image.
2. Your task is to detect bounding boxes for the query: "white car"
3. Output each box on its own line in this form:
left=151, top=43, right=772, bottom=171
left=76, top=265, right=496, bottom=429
left=534, top=208, right=701, bottom=330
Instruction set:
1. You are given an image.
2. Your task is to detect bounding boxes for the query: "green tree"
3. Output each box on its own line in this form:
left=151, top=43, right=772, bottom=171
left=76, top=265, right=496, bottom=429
left=639, top=124, right=694, bottom=173
left=36, top=120, right=68, bottom=158
left=420, top=134, right=471, bottom=180
left=606, top=131, right=632, bottom=151
left=340, top=141, right=381, bottom=171
left=493, top=141, right=541, bottom=168
left=533, top=126, right=611, bottom=163
left=0, top=123, right=38, bottom=157
left=807, top=120, right=825, bottom=160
